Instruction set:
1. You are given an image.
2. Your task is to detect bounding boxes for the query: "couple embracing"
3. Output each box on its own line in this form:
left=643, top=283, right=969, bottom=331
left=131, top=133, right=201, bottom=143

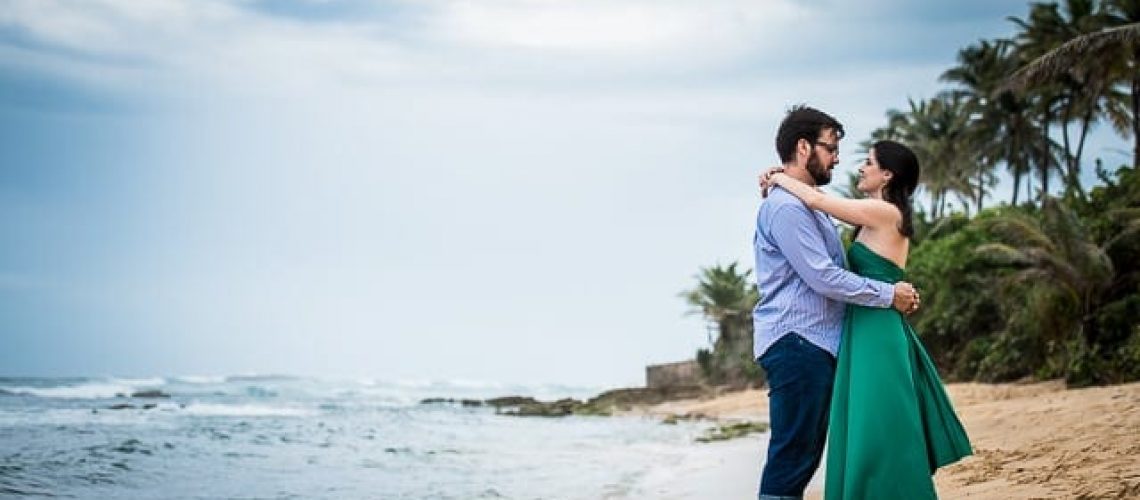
left=752, top=106, right=972, bottom=500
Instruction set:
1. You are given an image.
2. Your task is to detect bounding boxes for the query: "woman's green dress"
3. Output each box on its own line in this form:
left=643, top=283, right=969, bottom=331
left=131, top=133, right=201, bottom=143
left=824, top=242, right=973, bottom=500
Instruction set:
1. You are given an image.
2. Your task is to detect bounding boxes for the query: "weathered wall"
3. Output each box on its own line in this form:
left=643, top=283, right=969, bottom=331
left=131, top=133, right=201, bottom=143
left=646, top=360, right=702, bottom=388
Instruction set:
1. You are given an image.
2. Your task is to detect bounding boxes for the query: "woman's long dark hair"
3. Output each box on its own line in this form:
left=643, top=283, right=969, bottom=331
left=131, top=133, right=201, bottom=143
left=871, top=140, right=919, bottom=237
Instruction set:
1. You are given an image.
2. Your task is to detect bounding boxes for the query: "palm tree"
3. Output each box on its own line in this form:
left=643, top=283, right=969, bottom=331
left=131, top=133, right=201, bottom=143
left=864, top=109, right=910, bottom=144
left=1104, top=0, right=1140, bottom=167
left=889, top=96, right=984, bottom=217
left=975, top=198, right=1115, bottom=368
left=1009, top=19, right=1140, bottom=168
left=1008, top=0, right=1127, bottom=197
left=681, top=263, right=760, bottom=381
left=943, top=39, right=1051, bottom=207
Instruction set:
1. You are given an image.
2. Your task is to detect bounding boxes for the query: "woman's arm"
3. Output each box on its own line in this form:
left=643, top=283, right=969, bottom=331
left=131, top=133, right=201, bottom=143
left=768, top=172, right=899, bottom=229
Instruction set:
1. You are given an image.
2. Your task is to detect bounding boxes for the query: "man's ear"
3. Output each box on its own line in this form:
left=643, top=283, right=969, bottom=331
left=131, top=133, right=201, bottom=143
left=796, top=138, right=811, bottom=161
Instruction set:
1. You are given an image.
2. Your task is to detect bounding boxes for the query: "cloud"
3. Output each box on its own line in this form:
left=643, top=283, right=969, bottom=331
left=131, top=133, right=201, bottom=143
left=433, top=0, right=804, bottom=54
left=0, top=0, right=820, bottom=101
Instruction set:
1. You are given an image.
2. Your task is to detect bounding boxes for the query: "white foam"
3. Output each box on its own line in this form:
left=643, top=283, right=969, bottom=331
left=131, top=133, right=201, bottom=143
left=1, top=382, right=135, bottom=399
left=109, top=377, right=166, bottom=387
left=170, top=375, right=228, bottom=384
left=180, top=403, right=315, bottom=417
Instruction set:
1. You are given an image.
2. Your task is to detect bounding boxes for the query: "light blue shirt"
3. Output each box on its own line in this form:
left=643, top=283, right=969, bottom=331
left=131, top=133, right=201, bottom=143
left=752, top=186, right=895, bottom=360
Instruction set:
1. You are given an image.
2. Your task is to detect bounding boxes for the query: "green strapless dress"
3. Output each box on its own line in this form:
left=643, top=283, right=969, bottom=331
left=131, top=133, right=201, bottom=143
left=824, top=242, right=973, bottom=500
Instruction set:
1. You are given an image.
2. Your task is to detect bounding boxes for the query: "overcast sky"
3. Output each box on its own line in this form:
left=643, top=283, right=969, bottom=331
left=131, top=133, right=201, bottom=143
left=1, top=0, right=1128, bottom=387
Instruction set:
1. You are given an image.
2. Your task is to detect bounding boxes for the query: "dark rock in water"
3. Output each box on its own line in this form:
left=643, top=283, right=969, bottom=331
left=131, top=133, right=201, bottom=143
left=484, top=396, right=540, bottom=408
left=131, top=390, right=171, bottom=399
left=107, top=402, right=161, bottom=410
left=502, top=398, right=585, bottom=417
left=586, top=386, right=708, bottom=410
left=490, top=385, right=716, bottom=418
left=113, top=439, right=149, bottom=454
left=485, top=384, right=715, bottom=416
left=662, top=412, right=711, bottom=425
left=419, top=397, right=485, bottom=407
left=696, top=421, right=770, bottom=443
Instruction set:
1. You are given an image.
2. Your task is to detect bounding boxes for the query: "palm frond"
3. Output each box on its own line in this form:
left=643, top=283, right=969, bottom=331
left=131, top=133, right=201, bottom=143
left=1004, top=22, right=1140, bottom=92
left=1104, top=220, right=1140, bottom=252
left=982, top=215, right=1056, bottom=251
left=974, top=243, right=1031, bottom=266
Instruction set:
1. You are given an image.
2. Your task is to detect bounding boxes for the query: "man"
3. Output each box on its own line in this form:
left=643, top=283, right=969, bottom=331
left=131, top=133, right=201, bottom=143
left=753, top=105, right=919, bottom=500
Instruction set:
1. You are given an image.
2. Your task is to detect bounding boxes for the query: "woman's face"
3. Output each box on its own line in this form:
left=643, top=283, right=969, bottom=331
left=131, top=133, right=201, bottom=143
left=857, top=148, right=892, bottom=195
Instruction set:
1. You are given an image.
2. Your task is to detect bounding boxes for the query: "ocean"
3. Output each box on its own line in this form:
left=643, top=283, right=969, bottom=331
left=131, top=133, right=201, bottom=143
left=0, top=376, right=732, bottom=499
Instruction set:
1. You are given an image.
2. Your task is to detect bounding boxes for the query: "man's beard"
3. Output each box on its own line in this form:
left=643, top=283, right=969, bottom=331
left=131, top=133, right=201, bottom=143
left=806, top=152, right=832, bottom=185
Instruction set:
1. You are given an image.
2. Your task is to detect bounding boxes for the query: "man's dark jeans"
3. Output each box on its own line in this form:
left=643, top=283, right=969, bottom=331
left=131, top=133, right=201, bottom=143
left=756, top=333, right=837, bottom=499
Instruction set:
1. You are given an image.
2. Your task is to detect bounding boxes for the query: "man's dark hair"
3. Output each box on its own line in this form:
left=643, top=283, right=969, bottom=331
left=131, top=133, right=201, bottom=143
left=775, top=105, right=845, bottom=163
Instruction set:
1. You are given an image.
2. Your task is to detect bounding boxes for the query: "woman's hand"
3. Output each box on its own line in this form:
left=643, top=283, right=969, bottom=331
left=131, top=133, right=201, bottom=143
left=758, top=166, right=784, bottom=198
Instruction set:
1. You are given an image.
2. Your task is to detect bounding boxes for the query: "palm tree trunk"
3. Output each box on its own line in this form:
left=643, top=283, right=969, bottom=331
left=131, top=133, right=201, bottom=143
left=1070, top=77, right=1104, bottom=198
left=1071, top=105, right=1095, bottom=196
left=976, top=167, right=985, bottom=211
left=1060, top=99, right=1075, bottom=195
left=1012, top=167, right=1022, bottom=205
left=1133, top=48, right=1140, bottom=167
left=1041, top=107, right=1053, bottom=202
left=1026, top=173, right=1034, bottom=206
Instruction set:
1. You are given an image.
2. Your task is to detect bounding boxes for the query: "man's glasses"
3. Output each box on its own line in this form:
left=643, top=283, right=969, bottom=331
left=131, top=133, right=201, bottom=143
left=814, top=141, right=839, bottom=154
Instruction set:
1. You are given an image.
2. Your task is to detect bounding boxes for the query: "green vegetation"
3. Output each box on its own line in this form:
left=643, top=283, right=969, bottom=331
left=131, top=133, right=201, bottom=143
left=696, top=421, right=771, bottom=443
left=685, top=1, right=1140, bottom=388
left=680, top=263, right=762, bottom=387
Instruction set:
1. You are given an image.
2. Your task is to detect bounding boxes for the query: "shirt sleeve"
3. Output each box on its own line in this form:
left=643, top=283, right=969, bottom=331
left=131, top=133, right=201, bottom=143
left=768, top=202, right=895, bottom=308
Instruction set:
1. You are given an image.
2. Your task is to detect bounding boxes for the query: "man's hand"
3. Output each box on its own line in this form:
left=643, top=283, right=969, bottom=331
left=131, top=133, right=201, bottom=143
left=758, top=166, right=784, bottom=198
left=892, top=282, right=921, bottom=315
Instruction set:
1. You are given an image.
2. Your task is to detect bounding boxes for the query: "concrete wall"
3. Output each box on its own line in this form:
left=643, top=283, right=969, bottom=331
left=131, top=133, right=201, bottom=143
left=646, top=359, right=702, bottom=388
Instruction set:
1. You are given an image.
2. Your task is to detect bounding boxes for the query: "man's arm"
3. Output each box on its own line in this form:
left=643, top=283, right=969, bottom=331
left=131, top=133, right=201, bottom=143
left=768, top=201, right=914, bottom=310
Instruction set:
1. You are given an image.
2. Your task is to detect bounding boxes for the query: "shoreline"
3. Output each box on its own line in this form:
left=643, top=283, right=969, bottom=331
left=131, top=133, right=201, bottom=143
left=618, top=380, right=1140, bottom=499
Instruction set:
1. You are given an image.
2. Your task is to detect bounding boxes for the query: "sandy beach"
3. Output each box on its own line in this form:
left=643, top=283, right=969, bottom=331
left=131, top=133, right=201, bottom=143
left=629, top=380, right=1140, bottom=499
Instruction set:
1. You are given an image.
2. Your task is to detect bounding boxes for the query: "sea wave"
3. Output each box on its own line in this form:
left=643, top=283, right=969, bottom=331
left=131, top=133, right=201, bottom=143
left=180, top=403, right=315, bottom=417
left=108, top=377, right=166, bottom=387
left=224, top=374, right=300, bottom=383
left=169, top=375, right=228, bottom=385
left=0, top=382, right=139, bottom=399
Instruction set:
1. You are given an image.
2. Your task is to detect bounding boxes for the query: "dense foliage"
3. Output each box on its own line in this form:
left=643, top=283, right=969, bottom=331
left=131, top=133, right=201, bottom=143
left=907, top=168, right=1139, bottom=386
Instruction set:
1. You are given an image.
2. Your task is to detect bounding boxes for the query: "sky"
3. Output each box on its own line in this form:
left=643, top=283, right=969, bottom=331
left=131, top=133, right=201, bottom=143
left=0, top=0, right=1129, bottom=387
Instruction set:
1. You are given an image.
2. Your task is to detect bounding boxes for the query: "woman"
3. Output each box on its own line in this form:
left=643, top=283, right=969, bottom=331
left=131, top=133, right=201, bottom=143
left=763, top=140, right=972, bottom=499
